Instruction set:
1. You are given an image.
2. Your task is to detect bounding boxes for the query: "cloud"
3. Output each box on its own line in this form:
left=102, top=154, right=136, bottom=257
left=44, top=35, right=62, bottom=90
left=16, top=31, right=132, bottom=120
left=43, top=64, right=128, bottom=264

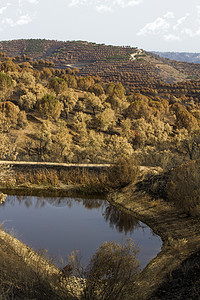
left=2, top=14, right=32, bottom=27
left=137, top=10, right=200, bottom=42
left=197, top=5, right=200, bottom=23
left=0, top=0, right=38, bottom=29
left=0, top=3, right=11, bottom=15
left=164, top=34, right=181, bottom=42
left=69, top=0, right=143, bottom=12
left=163, top=11, right=174, bottom=19
left=1, top=18, right=14, bottom=27
left=137, top=11, right=174, bottom=36
left=173, top=14, right=190, bottom=30
left=96, top=5, right=113, bottom=13
left=16, top=14, right=32, bottom=25
left=181, top=27, right=200, bottom=38
left=27, top=0, right=38, bottom=4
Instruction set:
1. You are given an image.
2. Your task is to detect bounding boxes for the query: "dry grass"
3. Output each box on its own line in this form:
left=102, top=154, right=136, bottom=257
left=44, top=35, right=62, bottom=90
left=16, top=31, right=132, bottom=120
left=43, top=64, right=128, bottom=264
left=167, top=237, right=188, bottom=252
left=15, top=168, right=60, bottom=187
left=0, top=233, right=75, bottom=299
left=3, top=168, right=110, bottom=194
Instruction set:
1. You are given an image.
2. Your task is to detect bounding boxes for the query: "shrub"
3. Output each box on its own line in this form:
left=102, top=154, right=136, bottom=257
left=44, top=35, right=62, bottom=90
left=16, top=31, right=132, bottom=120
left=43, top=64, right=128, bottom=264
left=37, top=94, right=63, bottom=120
left=19, top=92, right=37, bottom=111
left=107, top=155, right=139, bottom=189
left=68, top=239, right=140, bottom=300
left=0, top=72, right=13, bottom=100
left=166, top=159, right=200, bottom=214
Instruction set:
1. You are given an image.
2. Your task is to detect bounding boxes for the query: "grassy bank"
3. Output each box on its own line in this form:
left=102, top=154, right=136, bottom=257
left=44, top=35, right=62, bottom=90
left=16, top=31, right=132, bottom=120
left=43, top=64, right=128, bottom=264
left=0, top=228, right=79, bottom=299
left=107, top=168, right=200, bottom=299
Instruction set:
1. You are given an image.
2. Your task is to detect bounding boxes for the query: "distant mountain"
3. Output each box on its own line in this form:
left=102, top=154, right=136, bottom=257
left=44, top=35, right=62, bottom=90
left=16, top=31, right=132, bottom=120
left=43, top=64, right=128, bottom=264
left=151, top=51, right=200, bottom=64
left=1, top=39, right=200, bottom=91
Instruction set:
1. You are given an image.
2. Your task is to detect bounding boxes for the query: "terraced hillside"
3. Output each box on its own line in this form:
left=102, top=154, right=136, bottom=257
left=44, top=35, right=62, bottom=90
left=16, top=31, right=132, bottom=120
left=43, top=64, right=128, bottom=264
left=1, top=39, right=200, bottom=92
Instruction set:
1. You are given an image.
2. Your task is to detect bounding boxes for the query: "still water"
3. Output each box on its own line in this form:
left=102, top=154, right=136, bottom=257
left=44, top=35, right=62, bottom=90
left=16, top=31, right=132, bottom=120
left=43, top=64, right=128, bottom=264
left=0, top=194, right=162, bottom=269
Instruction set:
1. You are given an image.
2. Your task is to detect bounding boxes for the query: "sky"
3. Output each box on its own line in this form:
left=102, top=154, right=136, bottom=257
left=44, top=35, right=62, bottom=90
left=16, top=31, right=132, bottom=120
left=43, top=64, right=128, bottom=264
left=0, top=0, right=199, bottom=52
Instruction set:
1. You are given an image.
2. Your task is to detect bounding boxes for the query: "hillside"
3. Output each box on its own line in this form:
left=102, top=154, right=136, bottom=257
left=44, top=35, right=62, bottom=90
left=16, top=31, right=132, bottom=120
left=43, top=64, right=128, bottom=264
left=0, top=47, right=199, bottom=172
left=1, top=39, right=200, bottom=93
left=152, top=51, right=200, bottom=64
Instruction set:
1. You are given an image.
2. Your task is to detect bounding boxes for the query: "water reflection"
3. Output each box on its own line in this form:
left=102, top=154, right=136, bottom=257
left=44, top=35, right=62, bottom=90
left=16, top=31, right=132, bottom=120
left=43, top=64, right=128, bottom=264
left=103, top=205, right=140, bottom=235
left=4, top=195, right=139, bottom=234
left=0, top=193, right=162, bottom=269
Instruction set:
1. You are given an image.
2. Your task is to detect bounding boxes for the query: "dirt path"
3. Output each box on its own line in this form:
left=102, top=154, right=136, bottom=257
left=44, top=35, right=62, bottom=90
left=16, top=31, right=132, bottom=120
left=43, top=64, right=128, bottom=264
left=130, top=49, right=143, bottom=61
left=0, top=160, right=111, bottom=168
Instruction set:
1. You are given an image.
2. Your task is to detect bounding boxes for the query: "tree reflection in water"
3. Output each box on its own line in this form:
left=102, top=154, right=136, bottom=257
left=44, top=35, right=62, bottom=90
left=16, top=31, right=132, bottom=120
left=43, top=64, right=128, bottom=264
left=4, top=195, right=139, bottom=234
left=103, top=204, right=139, bottom=235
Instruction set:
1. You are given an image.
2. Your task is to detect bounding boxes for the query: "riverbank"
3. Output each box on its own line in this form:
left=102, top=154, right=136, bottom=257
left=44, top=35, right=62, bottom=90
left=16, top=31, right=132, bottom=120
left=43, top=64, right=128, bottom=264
left=108, top=172, right=200, bottom=299
left=0, top=227, right=87, bottom=299
left=1, top=165, right=200, bottom=299
left=0, top=228, right=72, bottom=299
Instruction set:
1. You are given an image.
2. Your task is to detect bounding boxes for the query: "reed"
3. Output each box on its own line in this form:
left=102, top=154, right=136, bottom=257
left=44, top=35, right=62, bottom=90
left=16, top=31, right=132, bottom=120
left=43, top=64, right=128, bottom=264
left=13, top=168, right=109, bottom=193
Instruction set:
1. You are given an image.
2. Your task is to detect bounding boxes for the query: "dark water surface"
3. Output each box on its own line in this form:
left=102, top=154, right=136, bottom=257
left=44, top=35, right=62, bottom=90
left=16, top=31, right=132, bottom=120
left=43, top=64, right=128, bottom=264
left=0, top=194, right=162, bottom=269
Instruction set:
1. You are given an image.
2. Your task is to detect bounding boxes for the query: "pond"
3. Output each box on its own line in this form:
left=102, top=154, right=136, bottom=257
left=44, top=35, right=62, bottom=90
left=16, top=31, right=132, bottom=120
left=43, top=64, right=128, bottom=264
left=0, top=193, right=162, bottom=269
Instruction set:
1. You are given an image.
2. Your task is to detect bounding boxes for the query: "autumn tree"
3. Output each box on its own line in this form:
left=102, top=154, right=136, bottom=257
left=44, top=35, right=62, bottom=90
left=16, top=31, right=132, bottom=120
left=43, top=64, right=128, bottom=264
left=80, top=130, right=105, bottom=163
left=84, top=93, right=104, bottom=115
left=105, top=82, right=125, bottom=98
left=167, top=160, right=200, bottom=214
left=19, top=71, right=36, bottom=88
left=105, top=136, right=134, bottom=161
left=19, top=92, right=37, bottom=111
left=0, top=112, right=18, bottom=160
left=95, top=108, right=116, bottom=131
left=77, top=76, right=94, bottom=91
left=37, top=94, right=63, bottom=120
left=172, top=103, right=199, bottom=131
left=40, top=67, right=53, bottom=80
left=48, top=77, right=68, bottom=95
left=58, top=91, right=78, bottom=118
left=36, top=121, right=52, bottom=161
left=0, top=72, right=14, bottom=101
left=120, top=118, right=134, bottom=141
left=62, top=74, right=77, bottom=89
left=181, top=130, right=200, bottom=160
left=106, top=94, right=129, bottom=113
left=0, top=60, right=18, bottom=72
left=107, top=155, right=138, bottom=189
left=68, top=239, right=140, bottom=300
left=105, top=82, right=128, bottom=113
left=89, top=83, right=104, bottom=96
left=125, top=100, right=152, bottom=121
left=0, top=101, right=20, bottom=126
left=53, top=120, right=72, bottom=162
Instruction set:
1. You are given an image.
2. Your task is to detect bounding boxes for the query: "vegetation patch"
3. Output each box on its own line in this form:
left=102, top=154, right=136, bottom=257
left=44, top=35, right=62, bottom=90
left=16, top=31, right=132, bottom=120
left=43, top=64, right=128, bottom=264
left=166, top=159, right=200, bottom=214
left=0, top=229, right=74, bottom=299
